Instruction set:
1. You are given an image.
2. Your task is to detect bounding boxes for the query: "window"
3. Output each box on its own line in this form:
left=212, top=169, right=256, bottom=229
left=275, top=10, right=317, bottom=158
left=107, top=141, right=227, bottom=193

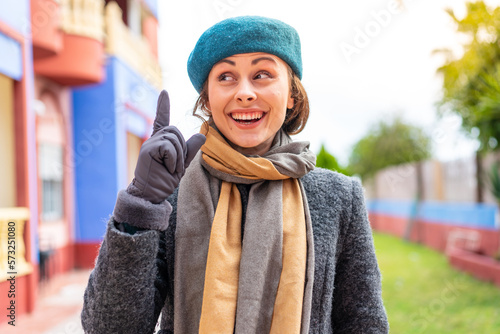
left=39, top=144, right=64, bottom=221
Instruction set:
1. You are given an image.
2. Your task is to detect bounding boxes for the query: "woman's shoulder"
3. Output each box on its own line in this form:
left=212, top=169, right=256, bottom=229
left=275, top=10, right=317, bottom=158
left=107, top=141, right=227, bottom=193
left=301, top=167, right=358, bottom=190
left=301, top=167, right=362, bottom=205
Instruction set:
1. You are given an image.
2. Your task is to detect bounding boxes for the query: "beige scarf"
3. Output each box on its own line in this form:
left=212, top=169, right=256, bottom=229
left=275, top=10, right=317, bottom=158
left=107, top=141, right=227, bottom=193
left=174, top=124, right=316, bottom=333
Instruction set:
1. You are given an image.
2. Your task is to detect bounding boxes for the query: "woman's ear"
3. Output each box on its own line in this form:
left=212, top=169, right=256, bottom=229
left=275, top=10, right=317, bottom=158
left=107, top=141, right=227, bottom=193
left=287, top=93, right=294, bottom=110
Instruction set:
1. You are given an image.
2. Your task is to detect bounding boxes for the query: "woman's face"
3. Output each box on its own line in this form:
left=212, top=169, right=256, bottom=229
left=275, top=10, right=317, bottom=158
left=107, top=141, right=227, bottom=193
left=207, top=52, right=294, bottom=156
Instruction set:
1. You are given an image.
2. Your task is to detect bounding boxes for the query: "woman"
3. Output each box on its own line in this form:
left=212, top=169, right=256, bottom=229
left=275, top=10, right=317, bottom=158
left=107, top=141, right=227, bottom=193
left=81, top=16, right=389, bottom=334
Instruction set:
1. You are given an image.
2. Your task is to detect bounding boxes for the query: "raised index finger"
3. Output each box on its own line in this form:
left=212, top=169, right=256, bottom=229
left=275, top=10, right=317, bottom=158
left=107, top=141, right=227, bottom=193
left=152, top=90, right=170, bottom=136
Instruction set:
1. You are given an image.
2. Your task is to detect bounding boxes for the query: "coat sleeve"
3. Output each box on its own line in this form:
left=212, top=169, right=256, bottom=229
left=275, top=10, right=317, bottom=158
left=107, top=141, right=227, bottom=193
left=81, top=190, right=172, bottom=334
left=331, top=179, right=389, bottom=333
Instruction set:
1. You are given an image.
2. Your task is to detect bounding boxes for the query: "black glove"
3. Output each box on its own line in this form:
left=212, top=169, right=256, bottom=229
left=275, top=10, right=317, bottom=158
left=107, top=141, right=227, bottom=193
left=128, top=90, right=206, bottom=203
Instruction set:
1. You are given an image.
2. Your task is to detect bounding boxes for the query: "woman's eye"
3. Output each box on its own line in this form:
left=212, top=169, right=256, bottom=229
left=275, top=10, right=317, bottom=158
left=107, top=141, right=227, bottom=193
left=254, top=71, right=272, bottom=80
left=218, top=73, right=235, bottom=82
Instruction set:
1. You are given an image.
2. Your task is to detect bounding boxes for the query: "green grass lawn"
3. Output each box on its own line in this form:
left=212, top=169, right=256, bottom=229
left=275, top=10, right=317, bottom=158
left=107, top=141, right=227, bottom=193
left=373, top=232, right=500, bottom=334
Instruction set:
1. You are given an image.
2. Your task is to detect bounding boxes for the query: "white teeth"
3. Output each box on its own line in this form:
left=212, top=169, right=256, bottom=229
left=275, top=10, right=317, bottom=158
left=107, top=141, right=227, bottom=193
left=231, top=112, right=263, bottom=121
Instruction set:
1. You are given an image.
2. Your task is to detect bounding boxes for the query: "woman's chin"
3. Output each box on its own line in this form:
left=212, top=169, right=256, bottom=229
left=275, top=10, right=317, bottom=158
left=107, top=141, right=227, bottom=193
left=227, top=135, right=273, bottom=156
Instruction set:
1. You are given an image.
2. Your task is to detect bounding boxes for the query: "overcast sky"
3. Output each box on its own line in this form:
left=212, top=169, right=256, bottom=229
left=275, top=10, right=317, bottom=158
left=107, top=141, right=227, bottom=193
left=158, top=0, right=500, bottom=165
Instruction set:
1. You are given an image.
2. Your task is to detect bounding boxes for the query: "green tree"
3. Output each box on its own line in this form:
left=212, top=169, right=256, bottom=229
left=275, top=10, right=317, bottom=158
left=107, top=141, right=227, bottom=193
left=316, top=144, right=351, bottom=175
left=436, top=1, right=500, bottom=202
left=347, top=116, right=431, bottom=179
left=436, top=1, right=500, bottom=151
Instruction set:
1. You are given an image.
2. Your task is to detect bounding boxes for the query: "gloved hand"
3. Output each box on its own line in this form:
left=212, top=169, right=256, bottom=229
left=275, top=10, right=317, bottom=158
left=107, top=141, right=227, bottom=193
left=128, top=90, right=206, bottom=204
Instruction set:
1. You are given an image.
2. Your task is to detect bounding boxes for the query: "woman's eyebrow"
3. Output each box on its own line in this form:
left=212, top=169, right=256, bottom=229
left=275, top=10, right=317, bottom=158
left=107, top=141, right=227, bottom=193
left=215, top=59, right=236, bottom=66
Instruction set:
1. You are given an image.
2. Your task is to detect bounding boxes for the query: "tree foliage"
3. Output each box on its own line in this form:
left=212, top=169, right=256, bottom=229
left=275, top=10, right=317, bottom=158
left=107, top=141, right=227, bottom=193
left=347, top=116, right=431, bottom=179
left=488, top=161, right=500, bottom=203
left=316, top=144, right=351, bottom=175
left=436, top=1, right=500, bottom=151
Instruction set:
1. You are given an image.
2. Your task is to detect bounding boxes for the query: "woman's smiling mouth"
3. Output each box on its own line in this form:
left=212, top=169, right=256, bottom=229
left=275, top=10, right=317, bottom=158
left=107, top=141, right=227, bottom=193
left=229, top=111, right=266, bottom=125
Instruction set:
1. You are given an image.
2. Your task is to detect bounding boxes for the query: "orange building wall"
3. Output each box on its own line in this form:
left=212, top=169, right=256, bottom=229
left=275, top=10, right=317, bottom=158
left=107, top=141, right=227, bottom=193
left=142, top=15, right=158, bottom=59
left=35, top=77, right=76, bottom=278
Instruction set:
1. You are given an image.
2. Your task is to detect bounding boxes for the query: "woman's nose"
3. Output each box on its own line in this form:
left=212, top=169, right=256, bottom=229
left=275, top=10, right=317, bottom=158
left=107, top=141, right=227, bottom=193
left=234, top=80, right=257, bottom=103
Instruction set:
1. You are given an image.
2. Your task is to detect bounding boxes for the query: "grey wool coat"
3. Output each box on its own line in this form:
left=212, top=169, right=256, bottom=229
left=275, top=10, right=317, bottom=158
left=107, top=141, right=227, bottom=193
left=81, top=167, right=389, bottom=333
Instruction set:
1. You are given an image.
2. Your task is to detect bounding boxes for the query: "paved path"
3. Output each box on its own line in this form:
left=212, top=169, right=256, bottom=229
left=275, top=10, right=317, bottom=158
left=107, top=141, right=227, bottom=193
left=0, top=270, right=91, bottom=334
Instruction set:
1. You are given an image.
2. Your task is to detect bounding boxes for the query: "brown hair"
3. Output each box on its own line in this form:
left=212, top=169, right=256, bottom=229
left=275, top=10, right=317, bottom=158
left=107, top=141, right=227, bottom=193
left=192, top=65, right=309, bottom=135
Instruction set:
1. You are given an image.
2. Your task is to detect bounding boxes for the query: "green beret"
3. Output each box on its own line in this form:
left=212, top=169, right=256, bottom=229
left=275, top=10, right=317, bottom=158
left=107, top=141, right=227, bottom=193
left=187, top=16, right=302, bottom=93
